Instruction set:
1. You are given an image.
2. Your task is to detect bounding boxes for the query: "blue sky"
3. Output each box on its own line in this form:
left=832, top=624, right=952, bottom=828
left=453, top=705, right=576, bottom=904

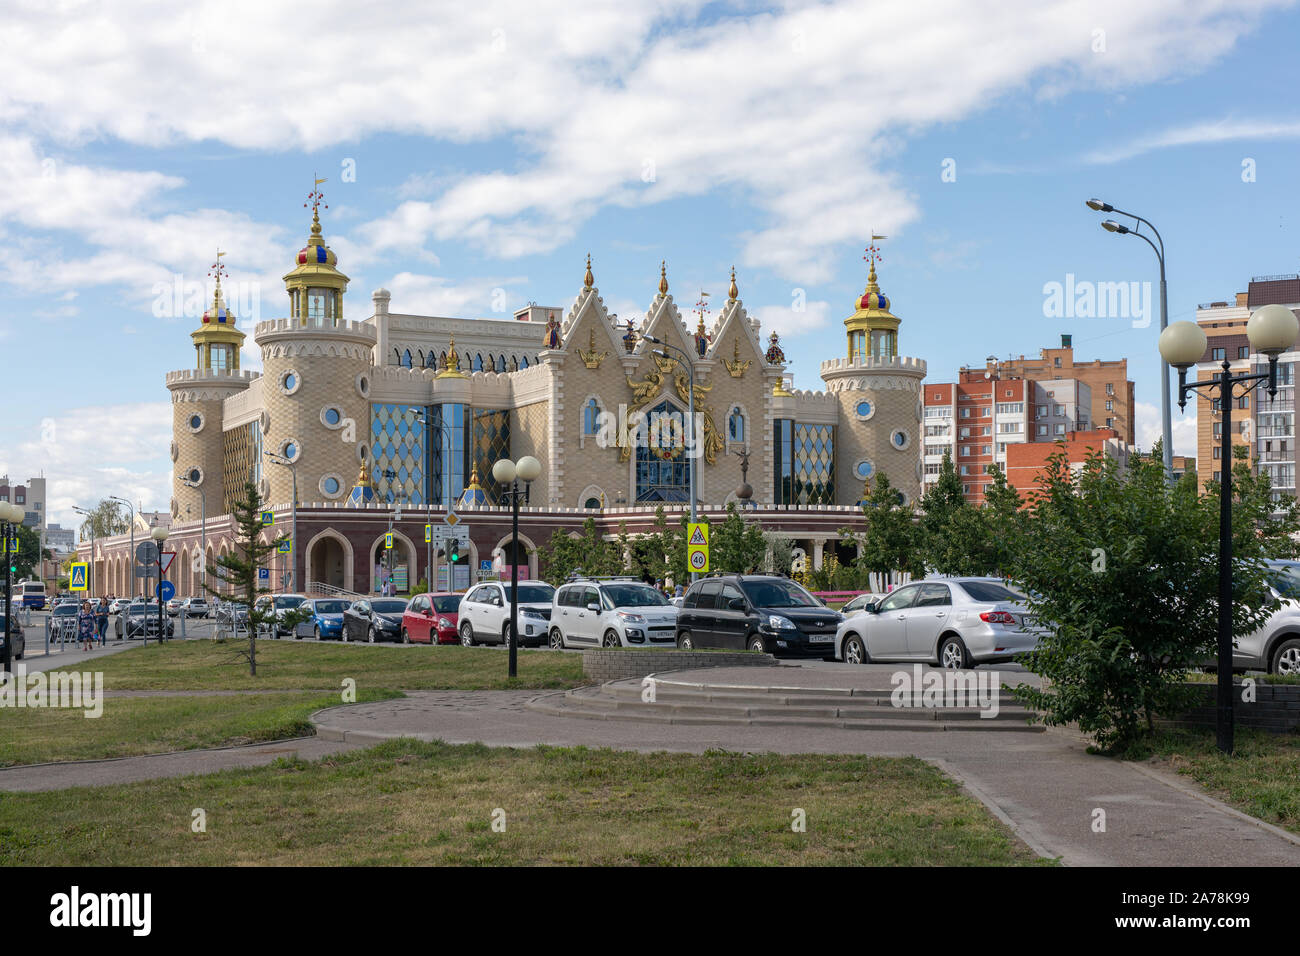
left=2, top=0, right=1299, bottom=534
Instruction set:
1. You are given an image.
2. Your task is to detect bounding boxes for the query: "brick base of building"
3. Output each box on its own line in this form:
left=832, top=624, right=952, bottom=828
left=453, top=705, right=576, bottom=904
left=1168, top=682, right=1300, bottom=734
left=582, top=648, right=779, bottom=683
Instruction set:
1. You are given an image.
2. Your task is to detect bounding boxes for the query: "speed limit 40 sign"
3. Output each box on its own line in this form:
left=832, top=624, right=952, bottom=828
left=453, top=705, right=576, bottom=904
left=686, top=522, right=709, bottom=573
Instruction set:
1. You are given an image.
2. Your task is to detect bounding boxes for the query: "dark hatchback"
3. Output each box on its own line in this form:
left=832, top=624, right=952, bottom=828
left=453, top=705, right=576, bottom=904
left=675, top=574, right=842, bottom=657
left=0, top=610, right=25, bottom=660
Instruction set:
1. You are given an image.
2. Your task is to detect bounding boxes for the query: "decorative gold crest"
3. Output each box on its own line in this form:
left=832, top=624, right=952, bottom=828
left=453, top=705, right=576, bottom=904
left=577, top=329, right=609, bottom=370
left=723, top=339, right=751, bottom=378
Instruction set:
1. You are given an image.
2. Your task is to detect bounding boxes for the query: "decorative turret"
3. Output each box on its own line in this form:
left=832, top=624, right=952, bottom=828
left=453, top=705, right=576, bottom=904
left=458, top=468, right=488, bottom=509
left=436, top=333, right=468, bottom=379
left=191, top=250, right=245, bottom=371
left=348, top=457, right=377, bottom=506
left=845, top=242, right=899, bottom=362
left=283, top=177, right=349, bottom=327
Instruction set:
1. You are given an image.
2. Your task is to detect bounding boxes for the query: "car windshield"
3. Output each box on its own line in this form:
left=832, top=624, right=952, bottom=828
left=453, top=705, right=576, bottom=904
left=1268, top=564, right=1300, bottom=599
left=372, top=600, right=407, bottom=614
left=314, top=600, right=349, bottom=614
left=53, top=606, right=78, bottom=616
left=601, top=584, right=667, bottom=608
left=506, top=584, right=555, bottom=604
left=432, top=595, right=462, bottom=614
left=741, top=579, right=820, bottom=608
left=958, top=581, right=1024, bottom=603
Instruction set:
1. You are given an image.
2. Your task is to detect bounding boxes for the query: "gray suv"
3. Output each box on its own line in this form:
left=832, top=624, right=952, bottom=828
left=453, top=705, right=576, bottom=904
left=1235, top=560, right=1300, bottom=674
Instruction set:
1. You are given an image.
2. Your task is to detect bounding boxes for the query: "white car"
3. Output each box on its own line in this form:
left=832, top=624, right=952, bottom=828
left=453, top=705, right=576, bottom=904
left=458, top=580, right=556, bottom=648
left=549, top=578, right=678, bottom=649
left=252, top=593, right=308, bottom=638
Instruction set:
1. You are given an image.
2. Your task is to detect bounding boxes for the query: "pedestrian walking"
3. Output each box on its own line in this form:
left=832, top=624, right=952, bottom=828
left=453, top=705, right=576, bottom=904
left=77, top=601, right=97, bottom=652
left=95, top=597, right=110, bottom=645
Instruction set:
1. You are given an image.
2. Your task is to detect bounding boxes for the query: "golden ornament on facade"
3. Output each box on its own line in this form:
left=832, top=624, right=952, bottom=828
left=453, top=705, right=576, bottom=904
left=436, top=333, right=468, bottom=378
left=577, top=328, right=609, bottom=369
left=723, top=339, right=751, bottom=378
left=772, top=378, right=795, bottom=398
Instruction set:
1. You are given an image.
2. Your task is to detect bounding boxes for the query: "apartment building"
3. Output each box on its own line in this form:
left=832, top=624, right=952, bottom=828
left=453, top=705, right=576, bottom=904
left=921, top=379, right=1032, bottom=503
left=1196, top=276, right=1300, bottom=506
left=961, top=335, right=1134, bottom=443
left=0, top=475, right=46, bottom=531
left=1005, top=428, right=1130, bottom=502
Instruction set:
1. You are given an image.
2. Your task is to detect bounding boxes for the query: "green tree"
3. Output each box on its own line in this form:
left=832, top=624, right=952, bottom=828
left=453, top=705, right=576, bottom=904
left=203, top=480, right=290, bottom=676
left=844, top=472, right=922, bottom=586
left=1008, top=447, right=1293, bottom=754
left=13, top=525, right=51, bottom=581
left=764, top=532, right=794, bottom=576
left=77, top=499, right=130, bottom=541
left=709, top=503, right=767, bottom=573
left=917, top=450, right=984, bottom=576
left=980, top=463, right=1027, bottom=577
left=539, top=516, right=626, bottom=584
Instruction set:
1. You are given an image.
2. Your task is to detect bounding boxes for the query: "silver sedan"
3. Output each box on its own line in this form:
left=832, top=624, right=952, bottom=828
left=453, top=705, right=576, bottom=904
left=834, top=577, right=1039, bottom=669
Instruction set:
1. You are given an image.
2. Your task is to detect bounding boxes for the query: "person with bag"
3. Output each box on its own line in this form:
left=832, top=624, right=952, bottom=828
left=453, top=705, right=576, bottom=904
left=78, top=601, right=97, bottom=652
left=95, top=597, right=110, bottom=645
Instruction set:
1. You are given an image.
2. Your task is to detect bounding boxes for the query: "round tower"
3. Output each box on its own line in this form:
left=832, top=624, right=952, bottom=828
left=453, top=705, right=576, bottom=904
left=257, top=184, right=376, bottom=509
left=821, top=253, right=926, bottom=505
left=167, top=253, right=255, bottom=521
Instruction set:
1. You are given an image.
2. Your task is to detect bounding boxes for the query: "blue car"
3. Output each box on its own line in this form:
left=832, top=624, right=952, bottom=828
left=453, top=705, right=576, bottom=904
left=294, top=598, right=351, bottom=640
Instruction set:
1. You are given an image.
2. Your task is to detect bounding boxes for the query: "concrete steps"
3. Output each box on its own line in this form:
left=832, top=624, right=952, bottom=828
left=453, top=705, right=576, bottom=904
left=526, top=675, right=1044, bottom=733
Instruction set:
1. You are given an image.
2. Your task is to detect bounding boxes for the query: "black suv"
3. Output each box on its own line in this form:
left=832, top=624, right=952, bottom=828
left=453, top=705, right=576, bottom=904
left=675, top=574, right=842, bottom=657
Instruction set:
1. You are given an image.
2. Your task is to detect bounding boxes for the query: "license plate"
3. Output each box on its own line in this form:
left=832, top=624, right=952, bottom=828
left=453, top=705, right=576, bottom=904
left=808, top=633, right=833, bottom=642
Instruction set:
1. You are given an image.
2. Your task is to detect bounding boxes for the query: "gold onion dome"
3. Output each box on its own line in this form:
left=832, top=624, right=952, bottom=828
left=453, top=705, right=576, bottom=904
left=296, top=209, right=339, bottom=268
left=202, top=281, right=235, bottom=325
left=856, top=260, right=892, bottom=314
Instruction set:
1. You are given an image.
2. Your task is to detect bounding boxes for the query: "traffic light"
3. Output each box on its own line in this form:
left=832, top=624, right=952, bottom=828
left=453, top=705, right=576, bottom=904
left=448, top=538, right=461, bottom=563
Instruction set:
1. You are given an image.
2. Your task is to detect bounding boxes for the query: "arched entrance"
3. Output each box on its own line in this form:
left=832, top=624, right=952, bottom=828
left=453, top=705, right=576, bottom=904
left=370, top=531, right=417, bottom=596
left=306, top=530, right=353, bottom=592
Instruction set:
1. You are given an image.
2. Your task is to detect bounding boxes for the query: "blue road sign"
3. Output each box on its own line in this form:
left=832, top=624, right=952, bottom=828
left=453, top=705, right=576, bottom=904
left=258, top=567, right=270, bottom=580
left=480, top=560, right=492, bottom=572
left=69, top=563, right=88, bottom=591
left=261, top=511, right=274, bottom=526
left=157, top=580, right=176, bottom=601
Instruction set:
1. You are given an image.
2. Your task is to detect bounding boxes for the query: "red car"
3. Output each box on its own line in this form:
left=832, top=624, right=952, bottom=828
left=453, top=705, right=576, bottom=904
left=401, top=592, right=463, bottom=644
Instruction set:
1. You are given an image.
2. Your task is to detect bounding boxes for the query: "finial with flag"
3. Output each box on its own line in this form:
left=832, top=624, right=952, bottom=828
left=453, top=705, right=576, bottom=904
left=208, top=248, right=228, bottom=287
left=864, top=233, right=887, bottom=268
left=306, top=174, right=328, bottom=215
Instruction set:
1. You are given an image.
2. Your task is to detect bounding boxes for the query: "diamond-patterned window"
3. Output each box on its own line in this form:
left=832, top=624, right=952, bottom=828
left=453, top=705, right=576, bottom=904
left=370, top=404, right=426, bottom=505
left=774, top=421, right=834, bottom=505
left=472, top=409, right=511, bottom=504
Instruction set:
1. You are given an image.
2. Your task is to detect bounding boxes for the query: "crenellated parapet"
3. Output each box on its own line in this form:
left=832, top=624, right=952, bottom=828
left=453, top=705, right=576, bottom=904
left=165, top=367, right=259, bottom=403
left=255, top=317, right=376, bottom=361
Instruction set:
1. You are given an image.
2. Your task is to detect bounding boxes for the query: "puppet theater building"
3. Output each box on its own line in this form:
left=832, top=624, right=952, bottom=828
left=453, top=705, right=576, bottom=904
left=83, top=201, right=926, bottom=597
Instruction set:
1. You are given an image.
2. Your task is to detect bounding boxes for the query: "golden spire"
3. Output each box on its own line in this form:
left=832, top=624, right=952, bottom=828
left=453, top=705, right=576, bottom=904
left=658, top=260, right=669, bottom=296
left=356, top=456, right=374, bottom=487
left=584, top=253, right=594, bottom=290
left=437, top=333, right=467, bottom=378
left=307, top=175, right=328, bottom=245
left=465, top=467, right=483, bottom=490
left=728, top=266, right=738, bottom=302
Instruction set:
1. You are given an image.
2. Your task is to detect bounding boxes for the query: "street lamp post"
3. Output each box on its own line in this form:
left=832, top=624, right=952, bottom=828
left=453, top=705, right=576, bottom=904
left=72, top=505, right=95, bottom=597
left=1, top=502, right=23, bottom=674
left=151, top=525, right=169, bottom=645
left=642, top=335, right=699, bottom=582
left=109, top=496, right=136, bottom=597
left=265, top=453, right=297, bottom=592
left=180, top=473, right=206, bottom=598
left=1086, top=199, right=1172, bottom=482
left=1159, top=304, right=1299, bottom=755
left=491, top=455, right=541, bottom=679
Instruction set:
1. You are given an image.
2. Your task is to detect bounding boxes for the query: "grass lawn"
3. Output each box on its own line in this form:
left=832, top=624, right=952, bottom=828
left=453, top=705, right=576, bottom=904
left=0, top=740, right=1052, bottom=866
left=1149, top=728, right=1300, bottom=835
left=88, top=639, right=586, bottom=691
left=0, top=690, right=400, bottom=768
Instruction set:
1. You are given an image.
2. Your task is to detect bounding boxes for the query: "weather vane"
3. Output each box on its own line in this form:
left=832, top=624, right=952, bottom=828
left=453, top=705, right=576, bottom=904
left=694, top=290, right=711, bottom=320
left=863, top=232, right=888, bottom=267
left=306, top=174, right=328, bottom=214
left=208, top=248, right=227, bottom=285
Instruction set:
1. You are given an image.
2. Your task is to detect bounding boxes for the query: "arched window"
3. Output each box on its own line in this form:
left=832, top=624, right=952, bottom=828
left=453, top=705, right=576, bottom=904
left=473, top=353, right=484, bottom=371
left=495, top=354, right=506, bottom=372
left=728, top=407, right=745, bottom=442
left=583, top=398, right=601, bottom=435
left=584, top=497, right=601, bottom=509
left=439, top=351, right=447, bottom=370
left=393, top=348, right=402, bottom=365
left=401, top=349, right=413, bottom=368
left=519, top=355, right=529, bottom=369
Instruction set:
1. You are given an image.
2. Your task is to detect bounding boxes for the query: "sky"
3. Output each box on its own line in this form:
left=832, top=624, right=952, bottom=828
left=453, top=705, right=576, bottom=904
left=3, top=0, right=1300, bottom=537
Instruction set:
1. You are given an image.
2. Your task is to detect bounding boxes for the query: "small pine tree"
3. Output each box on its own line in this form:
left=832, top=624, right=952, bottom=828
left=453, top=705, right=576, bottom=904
left=203, top=479, right=289, bottom=676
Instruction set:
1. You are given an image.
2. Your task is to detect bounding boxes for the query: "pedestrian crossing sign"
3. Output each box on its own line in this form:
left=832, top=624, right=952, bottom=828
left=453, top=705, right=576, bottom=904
left=69, top=562, right=88, bottom=591
left=278, top=539, right=292, bottom=554
left=425, top=524, right=432, bottom=543
left=385, top=532, right=394, bottom=550
left=261, top=511, right=274, bottom=526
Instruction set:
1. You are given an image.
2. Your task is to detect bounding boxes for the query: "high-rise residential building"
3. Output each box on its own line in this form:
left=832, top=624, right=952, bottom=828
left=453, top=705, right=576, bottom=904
left=960, top=335, right=1135, bottom=444
left=0, top=475, right=46, bottom=531
left=1196, top=277, right=1300, bottom=505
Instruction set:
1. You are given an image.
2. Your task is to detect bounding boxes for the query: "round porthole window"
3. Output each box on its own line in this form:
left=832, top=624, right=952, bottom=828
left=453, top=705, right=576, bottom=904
left=320, top=474, right=344, bottom=499
left=280, top=369, right=301, bottom=395
left=356, top=372, right=371, bottom=398
left=169, top=441, right=178, bottom=462
left=183, top=467, right=203, bottom=485
left=855, top=459, right=874, bottom=479
left=855, top=399, right=875, bottom=421
left=320, top=405, right=344, bottom=429
left=187, top=412, right=205, bottom=433
left=279, top=439, right=301, bottom=463
left=891, top=430, right=911, bottom=450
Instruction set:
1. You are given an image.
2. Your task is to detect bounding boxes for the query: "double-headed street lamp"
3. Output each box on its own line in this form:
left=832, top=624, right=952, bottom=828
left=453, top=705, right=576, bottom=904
left=1159, top=303, right=1299, bottom=755
left=151, top=524, right=169, bottom=645
left=1086, top=199, right=1173, bottom=483
left=1, top=501, right=24, bottom=674
left=491, top=455, right=542, bottom=678
left=641, top=334, right=700, bottom=582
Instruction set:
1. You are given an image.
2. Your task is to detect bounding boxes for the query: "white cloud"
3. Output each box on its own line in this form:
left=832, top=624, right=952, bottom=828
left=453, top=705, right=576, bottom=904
left=384, top=272, right=529, bottom=319
left=1084, top=117, right=1300, bottom=164
left=753, top=299, right=831, bottom=337
left=1134, top=400, right=1197, bottom=458
left=0, top=0, right=1284, bottom=282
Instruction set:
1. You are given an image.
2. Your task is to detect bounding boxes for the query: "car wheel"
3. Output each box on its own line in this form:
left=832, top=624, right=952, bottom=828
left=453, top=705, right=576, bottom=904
left=368, top=626, right=378, bottom=644
left=602, top=630, right=621, bottom=648
left=843, top=634, right=869, bottom=665
left=677, top=631, right=694, bottom=650
left=1271, top=637, right=1300, bottom=675
left=401, top=628, right=410, bottom=645
left=549, top=628, right=564, bottom=650
left=314, top=626, right=322, bottom=641
left=747, top=634, right=766, bottom=653
left=502, top=622, right=514, bottom=647
left=460, top=622, right=476, bottom=647
left=939, top=635, right=969, bottom=670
